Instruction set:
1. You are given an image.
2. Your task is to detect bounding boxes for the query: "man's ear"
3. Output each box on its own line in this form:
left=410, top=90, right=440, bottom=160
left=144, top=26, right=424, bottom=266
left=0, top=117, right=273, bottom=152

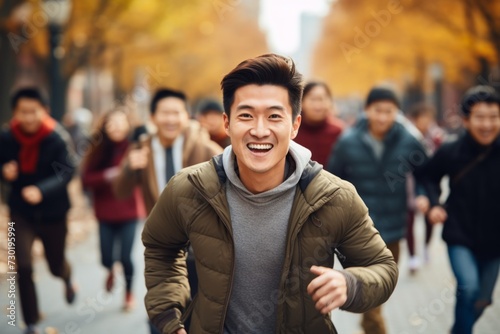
left=291, top=114, right=302, bottom=139
left=223, top=113, right=230, bottom=136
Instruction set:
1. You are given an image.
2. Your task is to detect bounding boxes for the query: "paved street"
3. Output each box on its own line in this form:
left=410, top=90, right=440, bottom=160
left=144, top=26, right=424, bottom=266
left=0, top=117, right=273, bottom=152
left=1, top=191, right=499, bottom=334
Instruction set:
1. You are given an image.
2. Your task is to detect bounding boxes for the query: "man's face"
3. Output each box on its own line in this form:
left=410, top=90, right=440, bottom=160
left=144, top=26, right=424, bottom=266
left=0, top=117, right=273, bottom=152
left=302, top=85, right=332, bottom=123
left=365, top=100, right=398, bottom=138
left=151, top=97, right=189, bottom=145
left=13, top=98, right=47, bottom=134
left=198, top=111, right=224, bottom=136
left=464, top=102, right=500, bottom=146
left=224, top=84, right=301, bottom=178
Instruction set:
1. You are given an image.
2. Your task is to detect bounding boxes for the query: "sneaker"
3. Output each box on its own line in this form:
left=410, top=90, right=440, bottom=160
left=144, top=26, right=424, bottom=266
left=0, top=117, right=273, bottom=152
left=123, top=292, right=135, bottom=312
left=24, top=324, right=40, bottom=334
left=105, top=271, right=114, bottom=292
left=65, top=281, right=77, bottom=304
left=409, top=256, right=420, bottom=275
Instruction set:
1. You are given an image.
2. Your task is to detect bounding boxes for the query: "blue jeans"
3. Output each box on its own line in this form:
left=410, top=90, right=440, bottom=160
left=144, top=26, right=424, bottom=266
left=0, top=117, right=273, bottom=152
left=447, top=245, right=500, bottom=334
left=99, top=219, right=138, bottom=292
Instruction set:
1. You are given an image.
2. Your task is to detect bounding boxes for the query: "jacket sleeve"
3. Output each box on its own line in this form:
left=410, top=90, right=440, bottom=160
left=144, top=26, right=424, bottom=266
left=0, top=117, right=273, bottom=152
left=414, top=145, right=448, bottom=207
left=336, top=183, right=399, bottom=313
left=326, top=139, right=347, bottom=179
left=81, top=164, right=117, bottom=190
left=410, top=138, right=429, bottom=197
left=142, top=175, right=191, bottom=334
left=35, top=133, right=76, bottom=198
left=112, top=148, right=138, bottom=200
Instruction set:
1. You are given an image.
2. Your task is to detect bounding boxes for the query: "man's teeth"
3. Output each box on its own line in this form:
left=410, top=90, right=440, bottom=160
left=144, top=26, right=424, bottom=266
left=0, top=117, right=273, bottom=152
left=248, top=144, right=273, bottom=150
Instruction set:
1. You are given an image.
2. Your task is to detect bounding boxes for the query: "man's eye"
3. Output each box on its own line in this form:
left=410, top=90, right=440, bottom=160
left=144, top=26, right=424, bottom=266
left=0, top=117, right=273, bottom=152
left=269, top=114, right=282, bottom=119
left=239, top=113, right=252, bottom=119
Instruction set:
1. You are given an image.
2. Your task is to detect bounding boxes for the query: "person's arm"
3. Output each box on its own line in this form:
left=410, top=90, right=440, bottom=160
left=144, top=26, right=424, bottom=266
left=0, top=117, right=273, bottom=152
left=335, top=183, right=399, bottom=313
left=414, top=145, right=448, bottom=208
left=326, top=139, right=347, bottom=178
left=112, top=145, right=148, bottom=199
left=35, top=134, right=76, bottom=198
left=142, top=175, right=191, bottom=334
left=81, top=164, right=120, bottom=190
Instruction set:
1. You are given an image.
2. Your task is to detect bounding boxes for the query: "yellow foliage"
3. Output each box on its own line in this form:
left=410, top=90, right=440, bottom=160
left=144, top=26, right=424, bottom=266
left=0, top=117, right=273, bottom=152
left=313, top=0, right=499, bottom=97
left=62, top=0, right=268, bottom=101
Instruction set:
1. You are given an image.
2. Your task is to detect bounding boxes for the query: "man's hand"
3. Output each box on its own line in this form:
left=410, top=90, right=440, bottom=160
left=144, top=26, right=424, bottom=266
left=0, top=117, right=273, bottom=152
left=174, top=329, right=187, bottom=334
left=306, top=265, right=347, bottom=314
left=22, top=186, right=43, bottom=205
left=2, top=160, right=18, bottom=182
left=128, top=147, right=149, bottom=170
left=415, top=195, right=430, bottom=214
left=428, top=206, right=448, bottom=224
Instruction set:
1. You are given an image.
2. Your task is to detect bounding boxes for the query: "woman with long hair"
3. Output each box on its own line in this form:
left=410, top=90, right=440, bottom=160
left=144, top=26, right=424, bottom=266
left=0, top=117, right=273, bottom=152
left=81, top=107, right=145, bottom=311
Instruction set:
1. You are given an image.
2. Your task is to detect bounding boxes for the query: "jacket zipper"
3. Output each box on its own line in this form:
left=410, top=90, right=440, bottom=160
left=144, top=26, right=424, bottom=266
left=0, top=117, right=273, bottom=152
left=297, top=233, right=307, bottom=333
left=191, top=182, right=235, bottom=334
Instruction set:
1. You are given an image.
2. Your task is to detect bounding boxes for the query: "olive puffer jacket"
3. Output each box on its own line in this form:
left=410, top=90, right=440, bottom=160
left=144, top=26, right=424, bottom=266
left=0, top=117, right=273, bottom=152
left=143, top=154, right=398, bottom=334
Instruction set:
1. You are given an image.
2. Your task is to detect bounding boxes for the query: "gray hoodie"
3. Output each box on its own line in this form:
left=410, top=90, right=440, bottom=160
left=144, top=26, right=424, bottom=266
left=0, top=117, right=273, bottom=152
left=222, top=141, right=312, bottom=334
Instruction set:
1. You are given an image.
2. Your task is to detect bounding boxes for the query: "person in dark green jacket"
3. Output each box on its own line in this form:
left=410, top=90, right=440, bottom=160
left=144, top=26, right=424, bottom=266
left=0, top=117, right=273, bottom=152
left=143, top=54, right=398, bottom=334
left=327, top=87, right=427, bottom=334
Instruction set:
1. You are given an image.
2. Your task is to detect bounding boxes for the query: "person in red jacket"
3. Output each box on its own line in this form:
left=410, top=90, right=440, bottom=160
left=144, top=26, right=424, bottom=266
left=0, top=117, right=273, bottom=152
left=294, top=81, right=344, bottom=166
left=81, top=107, right=146, bottom=311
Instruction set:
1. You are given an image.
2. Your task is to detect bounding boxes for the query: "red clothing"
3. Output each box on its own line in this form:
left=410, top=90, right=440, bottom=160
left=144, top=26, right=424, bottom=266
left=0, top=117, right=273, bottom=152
left=82, top=140, right=145, bottom=223
left=10, top=114, right=57, bottom=173
left=295, top=116, right=344, bottom=166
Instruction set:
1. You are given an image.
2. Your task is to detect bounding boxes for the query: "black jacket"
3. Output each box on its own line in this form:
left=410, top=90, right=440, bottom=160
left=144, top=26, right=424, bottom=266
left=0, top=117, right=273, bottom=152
left=0, top=124, right=76, bottom=222
left=415, top=132, right=500, bottom=259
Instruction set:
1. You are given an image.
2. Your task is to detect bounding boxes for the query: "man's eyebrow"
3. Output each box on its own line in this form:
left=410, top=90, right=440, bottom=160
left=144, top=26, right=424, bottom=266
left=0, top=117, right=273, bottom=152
left=236, top=104, right=254, bottom=111
left=267, top=105, right=285, bottom=112
left=235, top=104, right=286, bottom=112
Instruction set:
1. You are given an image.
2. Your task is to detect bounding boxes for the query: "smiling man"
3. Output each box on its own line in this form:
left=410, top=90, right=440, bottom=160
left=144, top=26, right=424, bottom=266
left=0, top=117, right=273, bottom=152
left=0, top=88, right=77, bottom=334
left=142, top=54, right=398, bottom=334
left=415, top=85, right=500, bottom=334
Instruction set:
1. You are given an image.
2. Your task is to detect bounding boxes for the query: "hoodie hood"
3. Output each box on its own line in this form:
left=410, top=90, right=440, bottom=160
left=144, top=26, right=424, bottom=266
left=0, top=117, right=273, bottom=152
left=221, top=141, right=315, bottom=197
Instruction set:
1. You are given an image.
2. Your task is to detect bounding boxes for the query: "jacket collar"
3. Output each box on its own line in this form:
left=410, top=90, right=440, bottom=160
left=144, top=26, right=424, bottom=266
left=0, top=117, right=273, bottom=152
left=211, top=152, right=323, bottom=194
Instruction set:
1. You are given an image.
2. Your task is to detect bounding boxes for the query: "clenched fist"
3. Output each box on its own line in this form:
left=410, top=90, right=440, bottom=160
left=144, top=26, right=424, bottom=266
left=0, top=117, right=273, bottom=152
left=307, top=265, right=348, bottom=314
left=2, top=160, right=18, bottom=182
left=128, top=147, right=149, bottom=170
left=22, top=185, right=43, bottom=205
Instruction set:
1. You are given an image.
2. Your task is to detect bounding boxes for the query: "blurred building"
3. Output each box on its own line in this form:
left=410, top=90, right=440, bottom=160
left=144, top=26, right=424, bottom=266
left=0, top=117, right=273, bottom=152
left=293, top=13, right=323, bottom=78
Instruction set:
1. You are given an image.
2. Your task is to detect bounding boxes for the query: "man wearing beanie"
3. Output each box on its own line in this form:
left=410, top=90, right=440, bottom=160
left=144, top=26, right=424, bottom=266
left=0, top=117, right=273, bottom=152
left=327, top=86, right=427, bottom=334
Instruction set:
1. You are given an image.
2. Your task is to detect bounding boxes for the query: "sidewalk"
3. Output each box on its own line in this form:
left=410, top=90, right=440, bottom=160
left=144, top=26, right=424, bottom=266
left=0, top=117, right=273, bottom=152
left=1, top=181, right=499, bottom=333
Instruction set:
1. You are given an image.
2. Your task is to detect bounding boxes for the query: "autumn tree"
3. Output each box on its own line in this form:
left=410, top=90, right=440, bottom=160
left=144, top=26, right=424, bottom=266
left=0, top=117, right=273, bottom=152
left=312, top=0, right=499, bottom=99
left=0, top=0, right=268, bottom=123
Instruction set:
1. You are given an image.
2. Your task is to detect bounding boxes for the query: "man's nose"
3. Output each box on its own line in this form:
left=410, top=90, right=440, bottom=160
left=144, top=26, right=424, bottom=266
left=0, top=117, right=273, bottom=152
left=250, top=117, right=271, bottom=137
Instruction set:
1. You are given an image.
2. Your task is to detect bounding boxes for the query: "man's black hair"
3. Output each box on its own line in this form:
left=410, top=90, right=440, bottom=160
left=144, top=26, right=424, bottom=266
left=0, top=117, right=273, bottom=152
left=11, top=87, right=48, bottom=110
left=461, top=85, right=500, bottom=117
left=150, top=88, right=188, bottom=115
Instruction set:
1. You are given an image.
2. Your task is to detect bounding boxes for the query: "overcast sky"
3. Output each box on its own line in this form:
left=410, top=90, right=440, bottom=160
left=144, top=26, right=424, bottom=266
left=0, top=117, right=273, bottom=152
left=259, top=0, right=330, bottom=54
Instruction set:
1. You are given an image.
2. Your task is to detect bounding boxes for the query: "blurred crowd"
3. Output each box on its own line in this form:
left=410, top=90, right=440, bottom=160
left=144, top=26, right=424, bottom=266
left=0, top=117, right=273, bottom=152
left=1, top=71, right=499, bottom=334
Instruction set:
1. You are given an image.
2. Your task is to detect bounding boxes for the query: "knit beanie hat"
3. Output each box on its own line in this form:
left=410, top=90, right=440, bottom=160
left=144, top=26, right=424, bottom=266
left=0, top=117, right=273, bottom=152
left=365, top=87, right=400, bottom=108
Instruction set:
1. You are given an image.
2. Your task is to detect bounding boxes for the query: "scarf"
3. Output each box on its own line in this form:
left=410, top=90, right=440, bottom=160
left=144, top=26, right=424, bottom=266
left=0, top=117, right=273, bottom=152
left=10, top=114, right=57, bottom=174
